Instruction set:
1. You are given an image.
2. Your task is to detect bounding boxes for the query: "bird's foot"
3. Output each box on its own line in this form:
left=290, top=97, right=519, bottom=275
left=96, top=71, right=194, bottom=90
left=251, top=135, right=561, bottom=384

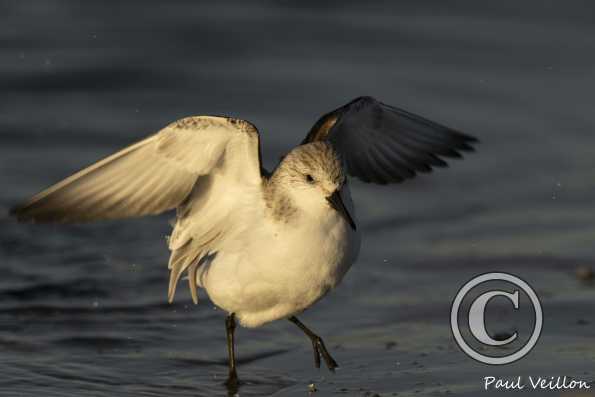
left=311, top=335, right=338, bottom=371
left=224, top=370, right=240, bottom=393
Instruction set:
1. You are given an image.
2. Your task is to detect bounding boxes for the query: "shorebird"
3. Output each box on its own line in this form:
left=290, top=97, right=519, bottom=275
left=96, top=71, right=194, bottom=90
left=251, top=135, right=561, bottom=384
left=11, top=96, right=476, bottom=388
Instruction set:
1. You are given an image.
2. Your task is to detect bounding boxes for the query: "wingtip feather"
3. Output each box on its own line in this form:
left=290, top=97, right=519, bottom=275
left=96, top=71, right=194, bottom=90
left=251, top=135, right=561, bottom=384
left=167, top=274, right=178, bottom=304
left=188, top=263, right=199, bottom=304
left=9, top=204, right=34, bottom=223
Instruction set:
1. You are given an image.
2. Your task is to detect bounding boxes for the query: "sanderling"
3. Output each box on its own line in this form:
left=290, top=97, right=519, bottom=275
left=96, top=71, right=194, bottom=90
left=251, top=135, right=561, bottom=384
left=11, top=96, right=477, bottom=388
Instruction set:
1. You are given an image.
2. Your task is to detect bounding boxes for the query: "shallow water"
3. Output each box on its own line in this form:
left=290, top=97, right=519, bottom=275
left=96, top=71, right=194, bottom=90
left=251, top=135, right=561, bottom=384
left=1, top=1, right=595, bottom=396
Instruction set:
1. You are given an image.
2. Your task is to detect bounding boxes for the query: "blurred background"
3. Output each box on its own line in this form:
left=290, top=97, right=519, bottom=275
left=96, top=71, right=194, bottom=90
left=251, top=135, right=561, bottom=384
left=1, top=1, right=594, bottom=396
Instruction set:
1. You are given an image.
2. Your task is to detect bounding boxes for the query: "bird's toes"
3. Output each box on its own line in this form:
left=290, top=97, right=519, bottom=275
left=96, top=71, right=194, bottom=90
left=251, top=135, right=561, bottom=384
left=322, top=354, right=338, bottom=372
left=224, top=375, right=240, bottom=394
left=314, top=338, right=338, bottom=371
left=326, top=356, right=339, bottom=371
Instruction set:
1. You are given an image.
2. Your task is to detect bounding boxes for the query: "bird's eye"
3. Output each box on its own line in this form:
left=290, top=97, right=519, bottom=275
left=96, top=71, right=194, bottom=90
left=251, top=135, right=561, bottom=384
left=305, top=174, right=315, bottom=183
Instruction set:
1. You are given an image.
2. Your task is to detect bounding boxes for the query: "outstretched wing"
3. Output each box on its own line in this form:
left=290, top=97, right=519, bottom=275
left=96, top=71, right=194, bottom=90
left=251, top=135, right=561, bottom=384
left=302, top=96, right=477, bottom=184
left=11, top=116, right=262, bottom=223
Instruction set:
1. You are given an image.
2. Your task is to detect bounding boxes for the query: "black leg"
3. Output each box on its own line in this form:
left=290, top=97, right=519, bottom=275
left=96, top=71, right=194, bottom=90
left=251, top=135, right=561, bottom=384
left=289, top=316, right=338, bottom=371
left=224, top=313, right=239, bottom=390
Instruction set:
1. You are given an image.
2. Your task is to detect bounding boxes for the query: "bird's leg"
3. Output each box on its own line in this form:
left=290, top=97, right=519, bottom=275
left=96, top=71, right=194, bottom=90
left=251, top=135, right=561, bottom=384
left=224, top=313, right=239, bottom=390
left=288, top=316, right=338, bottom=371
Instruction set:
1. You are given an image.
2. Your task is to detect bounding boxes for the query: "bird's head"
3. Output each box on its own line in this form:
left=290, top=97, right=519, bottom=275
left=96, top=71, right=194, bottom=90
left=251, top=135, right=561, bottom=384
left=272, top=142, right=356, bottom=229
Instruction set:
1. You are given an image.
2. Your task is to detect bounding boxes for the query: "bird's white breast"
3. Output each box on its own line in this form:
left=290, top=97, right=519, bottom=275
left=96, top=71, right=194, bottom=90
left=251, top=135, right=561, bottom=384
left=197, top=188, right=361, bottom=328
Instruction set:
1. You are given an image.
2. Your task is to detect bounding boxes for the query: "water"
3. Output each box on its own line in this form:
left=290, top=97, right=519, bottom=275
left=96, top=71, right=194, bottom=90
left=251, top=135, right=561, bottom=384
left=1, top=1, right=594, bottom=396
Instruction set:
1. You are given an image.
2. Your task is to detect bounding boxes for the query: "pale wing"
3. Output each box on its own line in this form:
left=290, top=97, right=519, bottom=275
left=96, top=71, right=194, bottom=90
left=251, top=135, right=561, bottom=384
left=302, top=96, right=478, bottom=184
left=11, top=116, right=262, bottom=223
left=165, top=169, right=256, bottom=303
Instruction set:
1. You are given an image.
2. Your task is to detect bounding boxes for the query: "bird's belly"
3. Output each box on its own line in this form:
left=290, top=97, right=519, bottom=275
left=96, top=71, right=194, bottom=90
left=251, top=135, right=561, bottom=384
left=201, top=217, right=360, bottom=327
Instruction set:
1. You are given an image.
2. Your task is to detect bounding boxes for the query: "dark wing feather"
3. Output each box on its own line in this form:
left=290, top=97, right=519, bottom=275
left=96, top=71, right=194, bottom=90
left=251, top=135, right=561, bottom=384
left=302, top=96, right=477, bottom=184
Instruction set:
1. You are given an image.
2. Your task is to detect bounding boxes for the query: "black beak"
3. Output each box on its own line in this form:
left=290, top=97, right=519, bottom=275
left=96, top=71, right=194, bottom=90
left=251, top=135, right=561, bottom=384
left=326, top=190, right=356, bottom=230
